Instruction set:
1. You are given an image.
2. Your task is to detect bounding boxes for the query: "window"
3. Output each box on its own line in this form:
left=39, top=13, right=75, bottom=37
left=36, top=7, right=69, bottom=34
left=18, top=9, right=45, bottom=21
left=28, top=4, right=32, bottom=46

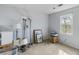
left=60, top=14, right=73, bottom=35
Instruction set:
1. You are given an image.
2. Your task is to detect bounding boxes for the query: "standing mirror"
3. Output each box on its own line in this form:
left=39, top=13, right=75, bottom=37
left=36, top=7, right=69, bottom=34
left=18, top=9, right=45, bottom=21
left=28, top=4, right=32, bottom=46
left=33, top=29, right=43, bottom=43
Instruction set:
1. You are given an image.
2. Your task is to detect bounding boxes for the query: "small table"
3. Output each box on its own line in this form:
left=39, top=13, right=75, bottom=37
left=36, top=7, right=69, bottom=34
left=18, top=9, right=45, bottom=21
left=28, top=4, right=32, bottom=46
left=50, top=36, right=59, bottom=43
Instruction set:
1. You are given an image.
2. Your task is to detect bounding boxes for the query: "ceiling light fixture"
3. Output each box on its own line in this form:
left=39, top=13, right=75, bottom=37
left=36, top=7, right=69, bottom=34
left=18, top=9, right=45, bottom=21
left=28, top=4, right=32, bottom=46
left=58, top=4, right=63, bottom=7
left=53, top=7, right=55, bottom=9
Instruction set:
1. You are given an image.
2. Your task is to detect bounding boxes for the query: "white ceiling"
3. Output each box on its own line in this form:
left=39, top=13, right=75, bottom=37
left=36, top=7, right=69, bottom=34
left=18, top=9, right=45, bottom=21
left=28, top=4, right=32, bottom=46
left=13, top=4, right=79, bottom=14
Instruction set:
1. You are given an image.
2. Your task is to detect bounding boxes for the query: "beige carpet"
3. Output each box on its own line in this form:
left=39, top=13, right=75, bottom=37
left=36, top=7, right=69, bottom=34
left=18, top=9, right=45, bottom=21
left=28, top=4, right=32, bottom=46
left=0, top=43, right=79, bottom=55
left=22, top=43, right=79, bottom=55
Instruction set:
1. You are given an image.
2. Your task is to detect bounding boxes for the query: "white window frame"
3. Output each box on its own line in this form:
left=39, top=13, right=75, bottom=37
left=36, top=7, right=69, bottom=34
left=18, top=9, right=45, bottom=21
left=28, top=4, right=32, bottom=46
left=60, top=14, right=73, bottom=35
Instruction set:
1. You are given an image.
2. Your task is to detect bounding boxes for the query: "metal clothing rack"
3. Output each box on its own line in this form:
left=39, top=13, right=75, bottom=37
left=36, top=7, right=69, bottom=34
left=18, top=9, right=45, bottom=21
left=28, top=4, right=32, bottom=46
left=12, top=17, right=32, bottom=54
left=22, top=17, right=32, bottom=45
left=27, top=18, right=32, bottom=45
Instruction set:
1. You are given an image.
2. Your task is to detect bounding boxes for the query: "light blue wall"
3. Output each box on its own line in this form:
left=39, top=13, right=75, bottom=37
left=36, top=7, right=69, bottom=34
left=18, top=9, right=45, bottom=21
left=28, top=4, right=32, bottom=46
left=0, top=5, right=48, bottom=43
left=49, top=6, right=79, bottom=49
